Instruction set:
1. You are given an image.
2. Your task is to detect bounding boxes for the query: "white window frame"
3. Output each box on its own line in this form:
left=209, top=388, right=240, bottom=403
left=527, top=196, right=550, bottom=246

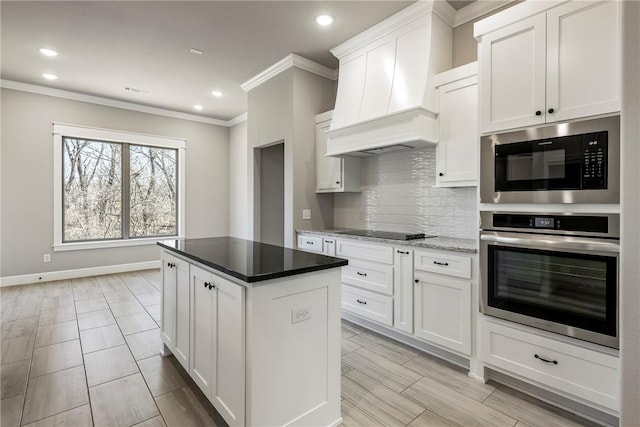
left=53, top=123, right=186, bottom=252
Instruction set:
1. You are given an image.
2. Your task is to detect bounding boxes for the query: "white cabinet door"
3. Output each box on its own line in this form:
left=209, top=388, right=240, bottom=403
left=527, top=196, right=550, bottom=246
left=414, top=273, right=471, bottom=355
left=173, top=259, right=190, bottom=370
left=212, top=276, right=245, bottom=427
left=436, top=74, right=478, bottom=187
left=190, top=265, right=214, bottom=397
left=393, top=249, right=413, bottom=334
left=480, top=14, right=546, bottom=133
left=161, top=253, right=178, bottom=351
left=546, top=1, right=620, bottom=123
left=315, top=117, right=343, bottom=192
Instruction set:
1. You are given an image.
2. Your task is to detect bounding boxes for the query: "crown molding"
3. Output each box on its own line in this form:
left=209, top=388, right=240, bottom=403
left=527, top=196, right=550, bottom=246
left=227, top=112, right=248, bottom=127
left=240, top=54, right=337, bottom=92
left=331, top=1, right=455, bottom=60
left=454, top=0, right=518, bottom=27
left=0, top=79, right=243, bottom=127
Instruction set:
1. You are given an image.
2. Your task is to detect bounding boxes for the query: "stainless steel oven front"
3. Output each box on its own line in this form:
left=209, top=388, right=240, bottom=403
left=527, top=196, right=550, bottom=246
left=480, top=212, right=620, bottom=348
left=480, top=115, right=620, bottom=204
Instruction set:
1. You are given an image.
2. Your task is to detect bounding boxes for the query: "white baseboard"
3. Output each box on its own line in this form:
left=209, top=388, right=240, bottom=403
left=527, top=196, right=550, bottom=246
left=0, top=260, right=160, bottom=287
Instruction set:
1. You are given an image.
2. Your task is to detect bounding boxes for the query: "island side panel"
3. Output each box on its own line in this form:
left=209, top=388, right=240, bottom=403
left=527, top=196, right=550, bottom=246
left=245, top=268, right=342, bottom=427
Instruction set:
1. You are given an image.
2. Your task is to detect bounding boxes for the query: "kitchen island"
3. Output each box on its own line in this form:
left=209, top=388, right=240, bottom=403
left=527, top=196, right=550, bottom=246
left=157, top=237, right=347, bottom=427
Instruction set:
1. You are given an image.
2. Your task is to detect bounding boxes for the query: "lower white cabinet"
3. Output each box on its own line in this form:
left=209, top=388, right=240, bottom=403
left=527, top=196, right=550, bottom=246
left=393, top=249, right=413, bottom=334
left=481, top=318, right=619, bottom=412
left=161, top=252, right=190, bottom=370
left=190, top=264, right=245, bottom=427
left=297, top=235, right=337, bottom=256
left=414, top=271, right=471, bottom=355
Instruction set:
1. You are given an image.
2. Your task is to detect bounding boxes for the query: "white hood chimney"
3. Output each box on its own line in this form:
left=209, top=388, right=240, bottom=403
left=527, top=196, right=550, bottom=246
left=326, top=1, right=455, bottom=156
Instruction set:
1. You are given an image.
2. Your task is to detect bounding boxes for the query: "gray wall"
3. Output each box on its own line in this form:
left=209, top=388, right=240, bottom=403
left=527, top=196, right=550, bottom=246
left=1, top=88, right=229, bottom=277
left=246, top=67, right=336, bottom=247
left=452, top=3, right=519, bottom=67
left=259, top=143, right=284, bottom=246
left=229, top=120, right=249, bottom=239
left=621, top=1, right=640, bottom=424
left=334, top=147, right=476, bottom=240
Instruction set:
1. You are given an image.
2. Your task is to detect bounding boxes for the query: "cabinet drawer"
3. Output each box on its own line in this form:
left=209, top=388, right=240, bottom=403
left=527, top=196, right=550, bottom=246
left=336, top=239, right=393, bottom=264
left=342, top=285, right=393, bottom=326
left=482, top=320, right=618, bottom=410
left=414, top=250, right=471, bottom=279
left=342, top=260, right=393, bottom=295
left=297, top=235, right=323, bottom=254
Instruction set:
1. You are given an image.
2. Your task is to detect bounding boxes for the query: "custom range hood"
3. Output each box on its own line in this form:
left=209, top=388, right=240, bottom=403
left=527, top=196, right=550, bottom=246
left=326, top=1, right=455, bottom=157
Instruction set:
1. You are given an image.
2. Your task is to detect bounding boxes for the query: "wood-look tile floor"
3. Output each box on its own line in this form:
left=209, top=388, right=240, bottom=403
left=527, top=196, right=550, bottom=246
left=0, top=271, right=600, bottom=427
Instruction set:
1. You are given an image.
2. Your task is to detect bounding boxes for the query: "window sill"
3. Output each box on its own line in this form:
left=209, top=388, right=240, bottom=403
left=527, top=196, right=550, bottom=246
left=53, top=236, right=184, bottom=252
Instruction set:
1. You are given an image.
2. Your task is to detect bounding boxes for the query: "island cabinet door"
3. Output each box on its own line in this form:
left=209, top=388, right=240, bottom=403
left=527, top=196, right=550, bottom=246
left=161, top=252, right=178, bottom=351
left=173, top=259, right=190, bottom=371
left=212, top=277, right=245, bottom=427
left=190, top=265, right=215, bottom=397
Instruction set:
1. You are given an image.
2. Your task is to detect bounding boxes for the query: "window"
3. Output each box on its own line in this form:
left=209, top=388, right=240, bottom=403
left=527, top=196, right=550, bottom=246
left=54, top=124, right=185, bottom=251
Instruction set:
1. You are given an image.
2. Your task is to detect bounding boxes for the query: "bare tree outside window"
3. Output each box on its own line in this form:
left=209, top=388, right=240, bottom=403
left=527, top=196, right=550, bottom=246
left=63, top=139, right=122, bottom=241
left=130, top=145, right=177, bottom=237
left=62, top=137, right=177, bottom=242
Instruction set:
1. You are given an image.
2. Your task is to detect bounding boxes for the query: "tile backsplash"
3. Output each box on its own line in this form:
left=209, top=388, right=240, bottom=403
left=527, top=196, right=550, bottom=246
left=334, top=146, right=478, bottom=239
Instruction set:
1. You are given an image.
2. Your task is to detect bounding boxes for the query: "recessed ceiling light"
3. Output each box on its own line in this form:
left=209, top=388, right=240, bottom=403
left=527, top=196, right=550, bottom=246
left=39, top=48, right=58, bottom=57
left=315, top=14, right=334, bottom=26
left=42, top=73, right=58, bottom=81
left=211, top=90, right=223, bottom=98
left=193, top=105, right=203, bottom=111
left=124, top=86, right=150, bottom=94
left=190, top=48, right=203, bottom=55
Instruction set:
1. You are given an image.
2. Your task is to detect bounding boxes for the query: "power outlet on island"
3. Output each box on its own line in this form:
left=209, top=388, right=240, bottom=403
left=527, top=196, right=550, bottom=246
left=302, top=209, right=311, bottom=220
left=292, top=306, right=311, bottom=324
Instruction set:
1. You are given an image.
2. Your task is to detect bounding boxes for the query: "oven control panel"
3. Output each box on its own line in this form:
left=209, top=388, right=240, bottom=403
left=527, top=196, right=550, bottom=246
left=492, top=213, right=609, bottom=234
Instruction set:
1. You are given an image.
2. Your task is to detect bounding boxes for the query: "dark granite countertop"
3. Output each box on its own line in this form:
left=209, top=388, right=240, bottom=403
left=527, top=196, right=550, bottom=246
left=158, top=237, right=348, bottom=283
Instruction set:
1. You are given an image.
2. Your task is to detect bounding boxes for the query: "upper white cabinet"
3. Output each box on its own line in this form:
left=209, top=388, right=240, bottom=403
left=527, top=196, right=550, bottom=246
left=477, top=0, right=620, bottom=133
left=434, top=62, right=478, bottom=187
left=315, top=111, right=361, bottom=193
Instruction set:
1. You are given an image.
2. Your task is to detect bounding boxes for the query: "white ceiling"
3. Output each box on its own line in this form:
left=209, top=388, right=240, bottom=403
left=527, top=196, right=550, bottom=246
left=1, top=1, right=421, bottom=121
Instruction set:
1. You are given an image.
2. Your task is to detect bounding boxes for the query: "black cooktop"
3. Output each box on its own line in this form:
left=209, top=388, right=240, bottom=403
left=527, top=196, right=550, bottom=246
left=337, top=230, right=436, bottom=240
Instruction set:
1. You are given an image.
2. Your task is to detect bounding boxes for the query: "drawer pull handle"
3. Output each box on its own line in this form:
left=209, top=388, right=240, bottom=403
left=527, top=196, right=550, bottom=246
left=356, top=299, right=367, bottom=305
left=356, top=272, right=367, bottom=277
left=325, top=240, right=333, bottom=243
left=397, top=250, right=410, bottom=255
left=534, top=354, right=558, bottom=365
left=433, top=261, right=449, bottom=266
left=306, top=241, right=314, bottom=245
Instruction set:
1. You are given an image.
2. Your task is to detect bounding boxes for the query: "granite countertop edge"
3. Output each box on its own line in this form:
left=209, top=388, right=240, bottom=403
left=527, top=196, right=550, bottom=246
left=297, top=229, right=478, bottom=254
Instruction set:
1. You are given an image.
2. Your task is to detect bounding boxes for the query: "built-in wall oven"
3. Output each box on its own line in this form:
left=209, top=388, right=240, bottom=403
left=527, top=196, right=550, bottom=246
left=480, top=212, right=619, bottom=348
left=480, top=116, right=620, bottom=204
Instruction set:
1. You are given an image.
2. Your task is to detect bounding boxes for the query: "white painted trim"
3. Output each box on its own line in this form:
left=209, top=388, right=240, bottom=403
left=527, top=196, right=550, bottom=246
left=454, top=0, right=518, bottom=27
left=0, top=260, right=160, bottom=287
left=434, top=61, right=478, bottom=88
left=1, top=79, right=241, bottom=127
left=52, top=236, right=183, bottom=252
left=330, top=1, right=455, bottom=60
left=53, top=123, right=186, bottom=149
left=227, top=112, right=248, bottom=127
left=241, top=54, right=337, bottom=92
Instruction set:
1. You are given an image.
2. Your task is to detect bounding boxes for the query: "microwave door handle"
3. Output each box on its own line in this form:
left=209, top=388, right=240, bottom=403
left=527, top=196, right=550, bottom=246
left=480, top=233, right=620, bottom=254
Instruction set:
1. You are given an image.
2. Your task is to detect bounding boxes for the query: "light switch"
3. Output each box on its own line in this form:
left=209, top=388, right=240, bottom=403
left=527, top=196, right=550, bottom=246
left=302, top=209, right=311, bottom=220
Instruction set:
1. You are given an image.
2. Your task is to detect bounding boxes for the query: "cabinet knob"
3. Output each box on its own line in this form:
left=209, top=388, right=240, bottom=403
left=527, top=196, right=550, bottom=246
left=535, top=110, right=542, bottom=116
left=203, top=282, right=208, bottom=288
left=167, top=262, right=171, bottom=267
left=336, top=181, right=340, bottom=185
left=548, top=108, right=555, bottom=114
left=414, top=279, right=419, bottom=284
left=438, top=172, right=444, bottom=177
left=208, top=283, right=215, bottom=290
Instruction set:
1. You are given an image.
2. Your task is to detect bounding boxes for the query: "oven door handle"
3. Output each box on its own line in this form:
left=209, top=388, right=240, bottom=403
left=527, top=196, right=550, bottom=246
left=480, top=232, right=620, bottom=253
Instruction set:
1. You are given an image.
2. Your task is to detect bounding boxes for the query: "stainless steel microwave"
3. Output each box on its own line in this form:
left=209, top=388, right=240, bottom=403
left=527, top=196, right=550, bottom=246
left=480, top=116, right=620, bottom=204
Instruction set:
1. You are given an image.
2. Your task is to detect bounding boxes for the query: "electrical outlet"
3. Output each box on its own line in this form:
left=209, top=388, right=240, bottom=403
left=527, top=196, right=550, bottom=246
left=43, top=254, right=51, bottom=263
left=302, top=209, right=311, bottom=220
left=292, top=306, right=311, bottom=324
